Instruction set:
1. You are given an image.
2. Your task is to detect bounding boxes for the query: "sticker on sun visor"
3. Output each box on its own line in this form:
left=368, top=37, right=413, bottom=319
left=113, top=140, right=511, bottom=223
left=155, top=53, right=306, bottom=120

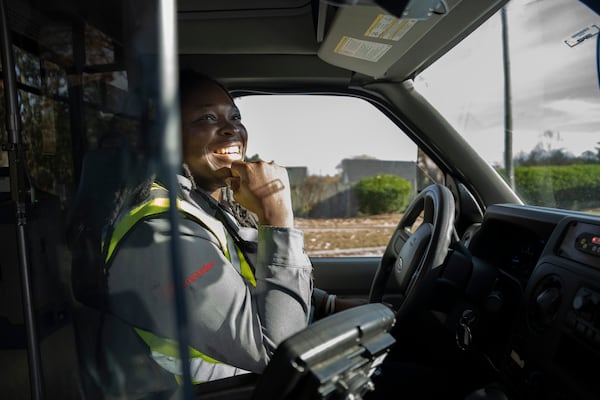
left=365, top=14, right=417, bottom=42
left=563, top=24, right=599, bottom=48
left=334, top=36, right=392, bottom=62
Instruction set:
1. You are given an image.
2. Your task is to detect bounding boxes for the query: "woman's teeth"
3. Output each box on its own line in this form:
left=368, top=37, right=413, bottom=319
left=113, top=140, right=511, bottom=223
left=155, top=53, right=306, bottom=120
left=214, top=145, right=240, bottom=155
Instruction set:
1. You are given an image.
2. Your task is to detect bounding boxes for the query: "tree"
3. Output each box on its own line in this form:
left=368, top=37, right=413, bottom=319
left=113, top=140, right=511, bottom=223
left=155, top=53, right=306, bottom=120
left=515, top=143, right=576, bottom=166
left=291, top=175, right=340, bottom=216
left=580, top=150, right=597, bottom=162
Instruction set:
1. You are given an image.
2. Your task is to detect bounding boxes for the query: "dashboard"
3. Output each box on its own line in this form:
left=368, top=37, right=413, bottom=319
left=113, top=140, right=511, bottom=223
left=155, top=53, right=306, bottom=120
left=451, top=204, right=600, bottom=400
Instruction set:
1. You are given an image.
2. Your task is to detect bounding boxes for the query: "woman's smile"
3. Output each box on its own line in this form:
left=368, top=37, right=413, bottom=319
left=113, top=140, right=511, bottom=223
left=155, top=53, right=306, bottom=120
left=212, top=143, right=243, bottom=162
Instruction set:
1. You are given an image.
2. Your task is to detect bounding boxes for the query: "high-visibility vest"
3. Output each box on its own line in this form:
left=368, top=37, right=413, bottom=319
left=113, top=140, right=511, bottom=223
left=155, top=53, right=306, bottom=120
left=104, top=182, right=256, bottom=383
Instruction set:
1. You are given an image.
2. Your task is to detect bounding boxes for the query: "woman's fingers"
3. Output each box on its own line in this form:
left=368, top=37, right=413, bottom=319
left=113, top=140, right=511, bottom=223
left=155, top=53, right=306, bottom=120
left=228, top=161, right=294, bottom=227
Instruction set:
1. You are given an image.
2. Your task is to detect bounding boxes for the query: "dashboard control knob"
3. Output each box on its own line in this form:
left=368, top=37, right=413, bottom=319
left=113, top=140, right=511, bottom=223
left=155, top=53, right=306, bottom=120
left=528, top=274, right=563, bottom=332
left=535, top=287, right=561, bottom=325
left=485, top=291, right=504, bottom=313
left=572, top=288, right=599, bottom=323
left=572, top=290, right=590, bottom=311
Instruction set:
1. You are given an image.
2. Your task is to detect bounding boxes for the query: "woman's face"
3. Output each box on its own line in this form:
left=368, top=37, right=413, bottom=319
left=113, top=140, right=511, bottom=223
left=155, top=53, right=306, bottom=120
left=181, top=81, right=248, bottom=192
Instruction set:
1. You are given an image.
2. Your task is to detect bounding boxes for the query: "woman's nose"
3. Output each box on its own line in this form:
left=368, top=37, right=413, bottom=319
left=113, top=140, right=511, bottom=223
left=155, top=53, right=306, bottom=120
left=219, top=122, right=241, bottom=136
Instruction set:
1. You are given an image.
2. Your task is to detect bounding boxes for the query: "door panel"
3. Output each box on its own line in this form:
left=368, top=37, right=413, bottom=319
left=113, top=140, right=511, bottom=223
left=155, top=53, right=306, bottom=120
left=311, top=257, right=402, bottom=302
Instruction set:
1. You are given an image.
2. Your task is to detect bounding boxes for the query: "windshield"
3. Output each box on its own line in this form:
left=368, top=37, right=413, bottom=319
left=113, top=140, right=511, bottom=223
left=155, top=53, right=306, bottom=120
left=415, top=0, right=600, bottom=213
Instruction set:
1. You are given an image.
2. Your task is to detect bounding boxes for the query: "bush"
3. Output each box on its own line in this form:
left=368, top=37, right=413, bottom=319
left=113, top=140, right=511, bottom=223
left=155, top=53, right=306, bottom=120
left=355, top=174, right=412, bottom=215
left=515, top=164, right=600, bottom=210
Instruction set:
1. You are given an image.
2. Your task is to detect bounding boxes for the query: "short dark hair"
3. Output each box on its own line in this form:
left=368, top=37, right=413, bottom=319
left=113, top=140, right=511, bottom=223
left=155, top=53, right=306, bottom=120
left=179, top=69, right=234, bottom=106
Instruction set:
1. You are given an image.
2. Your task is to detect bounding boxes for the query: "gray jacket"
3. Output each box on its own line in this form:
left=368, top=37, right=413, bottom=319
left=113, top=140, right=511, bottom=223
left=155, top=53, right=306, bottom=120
left=106, top=175, right=313, bottom=382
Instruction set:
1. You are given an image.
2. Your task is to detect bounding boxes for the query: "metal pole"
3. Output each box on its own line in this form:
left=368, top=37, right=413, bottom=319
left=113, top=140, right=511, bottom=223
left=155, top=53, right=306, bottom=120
left=0, top=0, right=44, bottom=398
left=156, top=0, right=193, bottom=397
left=501, top=6, right=514, bottom=189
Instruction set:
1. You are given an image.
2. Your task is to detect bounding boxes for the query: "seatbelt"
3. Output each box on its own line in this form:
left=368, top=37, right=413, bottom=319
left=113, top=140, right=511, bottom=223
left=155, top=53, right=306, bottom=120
left=193, top=189, right=258, bottom=273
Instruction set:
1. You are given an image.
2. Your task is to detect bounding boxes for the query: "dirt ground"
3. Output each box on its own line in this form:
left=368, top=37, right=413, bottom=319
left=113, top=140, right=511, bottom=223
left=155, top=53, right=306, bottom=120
left=295, top=213, right=403, bottom=257
left=297, top=208, right=600, bottom=257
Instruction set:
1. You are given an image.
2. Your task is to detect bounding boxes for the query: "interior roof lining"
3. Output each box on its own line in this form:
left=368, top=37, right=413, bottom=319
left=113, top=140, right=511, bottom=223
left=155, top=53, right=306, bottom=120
left=177, top=0, right=509, bottom=83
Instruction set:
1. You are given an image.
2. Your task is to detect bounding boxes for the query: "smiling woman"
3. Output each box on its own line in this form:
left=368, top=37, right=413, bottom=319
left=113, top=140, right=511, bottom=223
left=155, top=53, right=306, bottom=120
left=73, top=67, right=315, bottom=391
left=180, top=71, right=249, bottom=194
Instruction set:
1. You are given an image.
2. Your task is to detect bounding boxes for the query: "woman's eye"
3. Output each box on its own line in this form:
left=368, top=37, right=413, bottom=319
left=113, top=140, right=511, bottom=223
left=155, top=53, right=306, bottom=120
left=196, top=114, right=217, bottom=121
left=231, top=114, right=242, bottom=121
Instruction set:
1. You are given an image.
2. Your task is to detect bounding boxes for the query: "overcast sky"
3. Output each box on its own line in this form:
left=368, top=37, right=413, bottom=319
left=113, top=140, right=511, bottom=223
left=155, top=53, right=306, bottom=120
left=237, top=0, right=600, bottom=175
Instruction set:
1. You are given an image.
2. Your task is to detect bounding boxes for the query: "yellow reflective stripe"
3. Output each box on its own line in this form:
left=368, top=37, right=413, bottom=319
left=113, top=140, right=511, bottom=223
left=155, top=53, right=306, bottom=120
left=104, top=186, right=230, bottom=264
left=237, top=246, right=256, bottom=287
left=225, top=231, right=254, bottom=286
left=104, top=197, right=170, bottom=263
left=175, top=375, right=202, bottom=385
left=151, top=182, right=166, bottom=191
left=151, top=182, right=228, bottom=250
left=174, top=375, right=183, bottom=385
left=134, top=327, right=221, bottom=364
left=177, top=199, right=228, bottom=256
left=105, top=180, right=255, bottom=292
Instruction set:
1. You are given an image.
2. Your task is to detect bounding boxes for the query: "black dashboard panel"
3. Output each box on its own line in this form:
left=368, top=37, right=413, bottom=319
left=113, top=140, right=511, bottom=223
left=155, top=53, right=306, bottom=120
left=464, top=204, right=600, bottom=400
left=558, top=221, right=600, bottom=266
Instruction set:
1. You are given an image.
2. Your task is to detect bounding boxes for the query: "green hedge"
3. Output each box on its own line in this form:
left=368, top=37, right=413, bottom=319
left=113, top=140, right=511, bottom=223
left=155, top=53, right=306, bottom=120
left=515, top=164, right=600, bottom=210
left=355, top=174, right=412, bottom=215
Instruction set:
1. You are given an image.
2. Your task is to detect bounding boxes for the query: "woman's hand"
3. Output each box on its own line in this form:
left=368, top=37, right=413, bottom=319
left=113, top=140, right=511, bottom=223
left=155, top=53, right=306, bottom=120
left=226, top=160, right=294, bottom=228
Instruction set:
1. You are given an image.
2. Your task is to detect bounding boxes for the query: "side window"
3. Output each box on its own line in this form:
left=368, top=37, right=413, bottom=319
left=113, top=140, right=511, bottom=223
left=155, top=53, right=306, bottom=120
left=235, top=94, right=441, bottom=257
left=14, top=44, right=73, bottom=200
left=4, top=20, right=138, bottom=204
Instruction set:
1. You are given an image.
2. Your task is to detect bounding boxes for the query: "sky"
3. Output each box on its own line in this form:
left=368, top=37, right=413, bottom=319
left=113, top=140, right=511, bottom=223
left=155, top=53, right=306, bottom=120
left=236, top=0, right=600, bottom=175
left=236, top=95, right=416, bottom=175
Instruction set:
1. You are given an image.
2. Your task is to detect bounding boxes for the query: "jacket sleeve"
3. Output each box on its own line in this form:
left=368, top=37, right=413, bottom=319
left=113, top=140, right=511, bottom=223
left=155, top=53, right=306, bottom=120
left=107, top=216, right=313, bottom=373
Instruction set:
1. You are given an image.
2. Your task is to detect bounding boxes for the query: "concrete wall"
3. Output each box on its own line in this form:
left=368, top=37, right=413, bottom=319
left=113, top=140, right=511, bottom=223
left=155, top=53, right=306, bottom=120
left=288, top=159, right=416, bottom=218
left=285, top=166, right=308, bottom=188
left=340, top=159, right=416, bottom=188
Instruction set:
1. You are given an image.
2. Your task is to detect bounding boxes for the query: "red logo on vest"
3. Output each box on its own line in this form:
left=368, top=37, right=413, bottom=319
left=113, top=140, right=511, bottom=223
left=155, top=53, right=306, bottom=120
left=184, top=261, right=216, bottom=287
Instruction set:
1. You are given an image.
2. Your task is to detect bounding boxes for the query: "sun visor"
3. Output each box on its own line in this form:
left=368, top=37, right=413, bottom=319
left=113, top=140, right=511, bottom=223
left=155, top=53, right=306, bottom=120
left=317, top=4, right=450, bottom=79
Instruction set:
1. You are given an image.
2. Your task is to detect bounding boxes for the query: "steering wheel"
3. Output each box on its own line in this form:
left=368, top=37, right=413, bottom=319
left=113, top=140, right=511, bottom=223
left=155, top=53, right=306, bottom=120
left=369, top=184, right=455, bottom=319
